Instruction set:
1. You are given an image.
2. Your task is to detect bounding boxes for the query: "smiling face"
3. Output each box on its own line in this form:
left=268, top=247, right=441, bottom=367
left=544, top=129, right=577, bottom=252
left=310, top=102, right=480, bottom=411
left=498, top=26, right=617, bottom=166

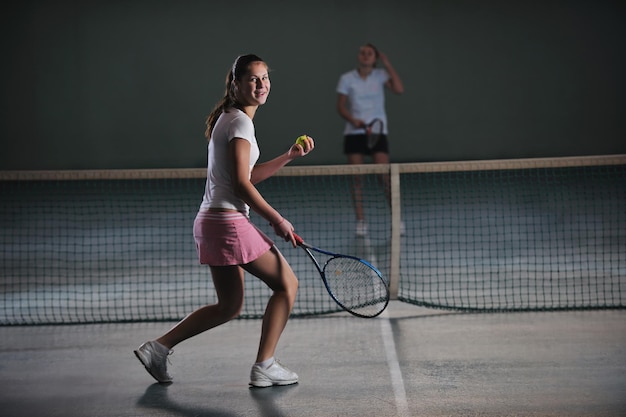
left=233, top=61, right=270, bottom=107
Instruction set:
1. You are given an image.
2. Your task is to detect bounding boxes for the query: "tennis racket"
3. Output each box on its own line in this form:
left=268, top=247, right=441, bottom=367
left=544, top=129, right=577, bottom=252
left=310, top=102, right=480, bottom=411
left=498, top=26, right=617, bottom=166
left=293, top=233, right=389, bottom=318
left=366, top=118, right=384, bottom=150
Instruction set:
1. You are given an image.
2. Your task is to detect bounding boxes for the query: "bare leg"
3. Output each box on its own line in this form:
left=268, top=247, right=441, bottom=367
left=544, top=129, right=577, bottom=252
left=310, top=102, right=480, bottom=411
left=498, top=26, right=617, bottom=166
left=372, top=151, right=391, bottom=206
left=347, top=153, right=365, bottom=221
left=242, top=246, right=298, bottom=362
left=156, top=265, right=245, bottom=349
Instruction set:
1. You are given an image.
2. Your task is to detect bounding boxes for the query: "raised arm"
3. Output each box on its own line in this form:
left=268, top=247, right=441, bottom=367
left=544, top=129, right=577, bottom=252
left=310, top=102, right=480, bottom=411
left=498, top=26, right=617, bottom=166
left=229, top=136, right=314, bottom=246
left=249, top=135, right=314, bottom=184
left=379, top=51, right=404, bottom=94
left=229, top=138, right=281, bottom=222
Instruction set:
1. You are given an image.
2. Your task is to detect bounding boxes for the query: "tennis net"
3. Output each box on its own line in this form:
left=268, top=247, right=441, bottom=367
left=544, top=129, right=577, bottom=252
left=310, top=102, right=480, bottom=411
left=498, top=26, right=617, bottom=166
left=1, top=155, right=624, bottom=324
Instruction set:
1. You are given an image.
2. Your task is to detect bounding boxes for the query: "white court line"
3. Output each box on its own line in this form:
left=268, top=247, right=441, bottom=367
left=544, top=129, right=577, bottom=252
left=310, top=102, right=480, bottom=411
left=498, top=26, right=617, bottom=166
left=380, top=309, right=410, bottom=417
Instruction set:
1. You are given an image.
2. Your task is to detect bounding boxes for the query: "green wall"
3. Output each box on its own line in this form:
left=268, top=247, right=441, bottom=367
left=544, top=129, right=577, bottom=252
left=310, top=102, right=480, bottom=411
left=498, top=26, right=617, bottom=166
left=2, top=0, right=625, bottom=170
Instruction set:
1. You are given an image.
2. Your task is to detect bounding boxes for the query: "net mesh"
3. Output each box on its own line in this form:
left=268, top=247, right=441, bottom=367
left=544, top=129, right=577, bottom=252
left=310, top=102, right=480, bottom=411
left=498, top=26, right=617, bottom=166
left=1, top=155, right=624, bottom=325
left=398, top=159, right=626, bottom=311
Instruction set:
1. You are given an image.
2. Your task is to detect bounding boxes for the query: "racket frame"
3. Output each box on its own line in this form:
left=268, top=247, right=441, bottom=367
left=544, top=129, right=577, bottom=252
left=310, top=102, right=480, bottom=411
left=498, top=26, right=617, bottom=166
left=366, top=118, right=384, bottom=150
left=294, top=234, right=390, bottom=318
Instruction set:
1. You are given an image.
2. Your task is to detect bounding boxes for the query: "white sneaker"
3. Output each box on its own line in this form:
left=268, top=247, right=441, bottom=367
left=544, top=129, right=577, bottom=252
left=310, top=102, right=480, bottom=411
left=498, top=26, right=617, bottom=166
left=249, top=359, right=298, bottom=388
left=355, top=220, right=368, bottom=237
left=134, top=341, right=173, bottom=383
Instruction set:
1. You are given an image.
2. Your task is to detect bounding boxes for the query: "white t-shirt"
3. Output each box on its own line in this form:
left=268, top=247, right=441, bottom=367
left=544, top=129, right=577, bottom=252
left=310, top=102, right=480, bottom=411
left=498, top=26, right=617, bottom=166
left=199, top=108, right=260, bottom=215
left=336, top=68, right=390, bottom=135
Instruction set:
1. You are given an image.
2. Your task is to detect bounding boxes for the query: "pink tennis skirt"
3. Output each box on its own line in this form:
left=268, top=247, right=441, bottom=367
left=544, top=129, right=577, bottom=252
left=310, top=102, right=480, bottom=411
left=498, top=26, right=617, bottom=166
left=193, top=210, right=274, bottom=266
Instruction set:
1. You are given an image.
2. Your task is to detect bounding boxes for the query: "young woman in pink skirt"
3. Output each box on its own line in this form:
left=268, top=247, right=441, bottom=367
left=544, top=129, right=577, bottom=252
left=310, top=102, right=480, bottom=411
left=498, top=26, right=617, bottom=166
left=134, top=54, right=314, bottom=388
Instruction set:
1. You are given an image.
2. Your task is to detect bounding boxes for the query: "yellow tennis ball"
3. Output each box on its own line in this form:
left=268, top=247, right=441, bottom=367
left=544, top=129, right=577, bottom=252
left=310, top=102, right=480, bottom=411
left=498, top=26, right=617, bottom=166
left=295, top=135, right=307, bottom=147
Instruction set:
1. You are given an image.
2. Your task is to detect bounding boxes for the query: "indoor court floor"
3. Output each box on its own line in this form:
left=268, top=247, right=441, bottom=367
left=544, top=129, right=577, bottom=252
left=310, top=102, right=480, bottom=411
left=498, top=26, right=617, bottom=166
left=1, top=301, right=625, bottom=417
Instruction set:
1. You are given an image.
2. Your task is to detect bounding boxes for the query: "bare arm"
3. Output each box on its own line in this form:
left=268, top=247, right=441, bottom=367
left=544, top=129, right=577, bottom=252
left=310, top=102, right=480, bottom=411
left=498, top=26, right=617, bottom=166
left=337, top=93, right=365, bottom=129
left=379, top=51, right=404, bottom=94
left=228, top=137, right=314, bottom=245
left=229, top=138, right=282, bottom=222
left=249, top=136, right=314, bottom=184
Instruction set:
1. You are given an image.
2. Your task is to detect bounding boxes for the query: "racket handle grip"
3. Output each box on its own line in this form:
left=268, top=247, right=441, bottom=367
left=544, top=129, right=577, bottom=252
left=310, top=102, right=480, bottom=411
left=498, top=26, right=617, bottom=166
left=292, top=232, right=304, bottom=246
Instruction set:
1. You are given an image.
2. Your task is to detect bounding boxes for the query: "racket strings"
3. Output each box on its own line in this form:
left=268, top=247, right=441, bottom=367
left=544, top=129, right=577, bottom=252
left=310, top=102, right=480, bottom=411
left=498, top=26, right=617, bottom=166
left=367, top=120, right=383, bottom=149
left=324, top=257, right=389, bottom=316
left=370, top=120, right=383, bottom=135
